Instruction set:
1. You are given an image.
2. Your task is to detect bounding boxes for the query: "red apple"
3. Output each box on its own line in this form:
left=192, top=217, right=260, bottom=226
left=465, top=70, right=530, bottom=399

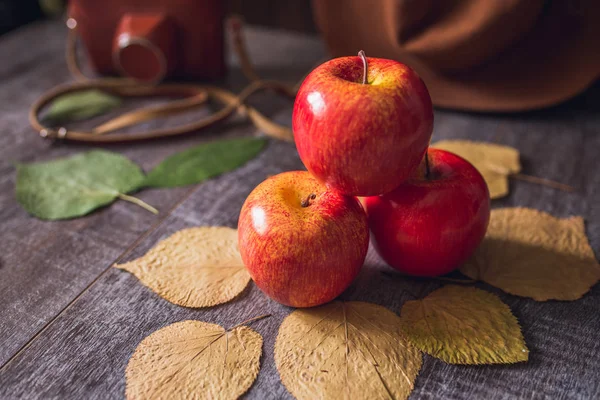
left=365, top=148, right=490, bottom=276
left=238, top=171, right=369, bottom=307
left=293, top=53, right=433, bottom=196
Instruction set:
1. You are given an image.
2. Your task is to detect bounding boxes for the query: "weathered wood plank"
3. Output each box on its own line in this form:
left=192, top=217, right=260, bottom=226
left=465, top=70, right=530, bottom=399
left=1, top=86, right=599, bottom=399
left=0, top=20, right=324, bottom=367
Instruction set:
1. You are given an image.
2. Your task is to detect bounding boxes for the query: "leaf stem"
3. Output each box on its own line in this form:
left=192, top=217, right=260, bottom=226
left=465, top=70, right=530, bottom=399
left=117, top=193, right=159, bottom=214
left=511, top=173, right=576, bottom=192
left=229, top=314, right=271, bottom=331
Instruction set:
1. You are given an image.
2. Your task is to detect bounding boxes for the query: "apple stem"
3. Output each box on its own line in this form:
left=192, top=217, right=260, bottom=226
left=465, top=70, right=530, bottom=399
left=301, top=193, right=317, bottom=207
left=424, top=152, right=431, bottom=180
left=358, top=50, right=368, bottom=84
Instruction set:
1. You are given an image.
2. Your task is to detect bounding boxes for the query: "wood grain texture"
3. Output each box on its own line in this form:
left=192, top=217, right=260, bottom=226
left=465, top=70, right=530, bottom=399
left=1, top=19, right=600, bottom=400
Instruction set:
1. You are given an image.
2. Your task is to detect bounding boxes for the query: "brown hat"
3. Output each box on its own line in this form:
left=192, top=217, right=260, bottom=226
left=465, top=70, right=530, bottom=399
left=312, top=0, right=600, bottom=112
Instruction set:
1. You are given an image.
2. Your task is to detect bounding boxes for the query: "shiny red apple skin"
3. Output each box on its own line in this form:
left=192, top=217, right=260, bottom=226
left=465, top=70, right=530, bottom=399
left=365, top=148, right=490, bottom=276
left=293, top=56, right=433, bottom=196
left=238, top=171, right=369, bottom=307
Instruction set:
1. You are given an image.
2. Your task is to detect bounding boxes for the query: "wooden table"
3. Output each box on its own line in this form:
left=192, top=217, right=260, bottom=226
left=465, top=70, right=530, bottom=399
left=1, top=20, right=599, bottom=399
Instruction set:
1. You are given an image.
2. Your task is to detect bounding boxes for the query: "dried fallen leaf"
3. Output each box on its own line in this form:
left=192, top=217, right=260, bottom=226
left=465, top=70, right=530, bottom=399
left=125, top=320, right=262, bottom=400
left=461, top=208, right=600, bottom=301
left=401, top=285, right=529, bottom=364
left=275, top=301, right=422, bottom=400
left=115, top=227, right=250, bottom=307
left=432, top=140, right=520, bottom=199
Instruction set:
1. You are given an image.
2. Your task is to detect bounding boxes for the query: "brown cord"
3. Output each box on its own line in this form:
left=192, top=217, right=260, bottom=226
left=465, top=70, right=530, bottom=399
left=29, top=18, right=296, bottom=143
left=228, top=15, right=261, bottom=83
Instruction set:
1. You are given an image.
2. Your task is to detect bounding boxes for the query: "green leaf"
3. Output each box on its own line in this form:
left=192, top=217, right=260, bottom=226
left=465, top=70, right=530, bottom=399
left=16, top=150, right=157, bottom=220
left=143, top=137, right=267, bottom=188
left=400, top=285, right=529, bottom=365
left=43, top=90, right=122, bottom=124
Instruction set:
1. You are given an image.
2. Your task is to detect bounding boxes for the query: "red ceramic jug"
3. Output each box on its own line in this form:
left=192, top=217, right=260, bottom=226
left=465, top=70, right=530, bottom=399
left=68, top=0, right=226, bottom=83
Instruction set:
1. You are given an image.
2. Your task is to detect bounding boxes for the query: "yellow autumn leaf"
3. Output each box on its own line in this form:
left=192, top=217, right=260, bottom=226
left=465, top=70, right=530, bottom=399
left=115, top=227, right=250, bottom=307
left=125, top=320, right=262, bottom=400
left=461, top=208, right=600, bottom=301
left=401, top=285, right=529, bottom=365
left=275, top=301, right=422, bottom=400
left=432, top=140, right=520, bottom=199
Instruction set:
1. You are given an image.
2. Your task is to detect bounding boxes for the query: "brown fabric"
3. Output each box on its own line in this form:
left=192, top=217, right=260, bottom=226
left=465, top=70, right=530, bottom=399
left=312, top=0, right=600, bottom=112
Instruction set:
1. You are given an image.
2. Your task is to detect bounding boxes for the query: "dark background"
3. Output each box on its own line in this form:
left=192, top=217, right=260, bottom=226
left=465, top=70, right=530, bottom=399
left=0, top=0, right=43, bottom=34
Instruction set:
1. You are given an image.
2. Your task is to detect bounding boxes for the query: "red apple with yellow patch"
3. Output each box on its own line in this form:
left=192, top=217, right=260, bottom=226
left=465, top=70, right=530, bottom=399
left=293, top=52, right=433, bottom=196
left=365, top=148, right=490, bottom=276
left=238, top=171, right=369, bottom=307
